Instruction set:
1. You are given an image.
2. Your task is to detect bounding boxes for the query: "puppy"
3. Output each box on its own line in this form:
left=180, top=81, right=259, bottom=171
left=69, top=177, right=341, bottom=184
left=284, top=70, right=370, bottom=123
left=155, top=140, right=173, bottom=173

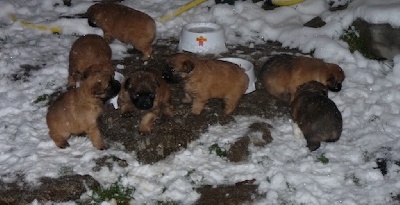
left=68, top=34, right=114, bottom=90
left=166, top=53, right=249, bottom=115
left=86, top=2, right=156, bottom=60
left=118, top=70, right=174, bottom=135
left=290, top=81, right=342, bottom=151
left=46, top=71, right=120, bottom=150
left=259, top=54, right=345, bottom=102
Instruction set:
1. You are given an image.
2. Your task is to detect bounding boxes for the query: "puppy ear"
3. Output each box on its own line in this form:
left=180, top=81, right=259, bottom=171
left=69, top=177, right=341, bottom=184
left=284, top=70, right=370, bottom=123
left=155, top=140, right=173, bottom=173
left=182, top=61, right=195, bottom=73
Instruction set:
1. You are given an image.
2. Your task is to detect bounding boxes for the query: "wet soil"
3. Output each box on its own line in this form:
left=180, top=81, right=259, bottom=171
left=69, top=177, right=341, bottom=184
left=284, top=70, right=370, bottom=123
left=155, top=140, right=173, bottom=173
left=1, top=39, right=298, bottom=204
left=98, top=39, right=294, bottom=204
left=99, top=38, right=294, bottom=165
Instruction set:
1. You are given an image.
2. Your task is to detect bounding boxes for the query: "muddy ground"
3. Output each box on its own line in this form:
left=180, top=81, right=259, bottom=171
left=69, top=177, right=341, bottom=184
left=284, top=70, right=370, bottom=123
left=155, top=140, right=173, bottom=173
left=100, top=38, right=295, bottom=164
left=0, top=38, right=302, bottom=204
left=2, top=1, right=399, bottom=203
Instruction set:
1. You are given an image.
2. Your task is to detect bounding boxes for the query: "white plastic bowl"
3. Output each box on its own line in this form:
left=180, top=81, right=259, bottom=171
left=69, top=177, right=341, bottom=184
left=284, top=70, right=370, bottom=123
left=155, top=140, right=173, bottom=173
left=218, top=58, right=256, bottom=94
left=178, top=22, right=227, bottom=54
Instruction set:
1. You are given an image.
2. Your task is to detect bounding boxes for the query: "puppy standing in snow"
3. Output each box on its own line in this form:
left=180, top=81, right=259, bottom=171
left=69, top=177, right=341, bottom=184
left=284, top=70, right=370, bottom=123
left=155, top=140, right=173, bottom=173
left=165, top=53, right=249, bottom=115
left=86, top=2, right=156, bottom=60
left=47, top=72, right=121, bottom=150
left=259, top=54, right=345, bottom=103
left=118, top=70, right=174, bottom=135
left=290, top=81, right=342, bottom=151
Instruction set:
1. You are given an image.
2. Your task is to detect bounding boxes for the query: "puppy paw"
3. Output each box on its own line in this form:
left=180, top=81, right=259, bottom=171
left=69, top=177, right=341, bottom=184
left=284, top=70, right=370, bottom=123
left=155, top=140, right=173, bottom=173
left=163, top=105, right=174, bottom=118
left=191, top=109, right=202, bottom=115
left=141, top=54, right=151, bottom=61
left=139, top=129, right=152, bottom=136
left=139, top=123, right=153, bottom=135
left=292, top=122, right=304, bottom=138
left=92, top=141, right=109, bottom=150
left=307, top=141, right=320, bottom=152
left=98, top=144, right=110, bottom=150
left=182, top=94, right=192, bottom=103
left=57, top=141, right=70, bottom=149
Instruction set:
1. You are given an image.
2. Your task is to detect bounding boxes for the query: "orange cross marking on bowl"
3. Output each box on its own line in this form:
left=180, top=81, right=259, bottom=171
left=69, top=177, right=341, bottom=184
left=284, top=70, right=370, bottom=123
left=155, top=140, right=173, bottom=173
left=196, top=36, right=207, bottom=46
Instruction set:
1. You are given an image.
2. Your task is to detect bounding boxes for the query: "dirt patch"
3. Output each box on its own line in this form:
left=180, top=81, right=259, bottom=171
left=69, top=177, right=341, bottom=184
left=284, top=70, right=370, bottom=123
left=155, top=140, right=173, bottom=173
left=1, top=39, right=299, bottom=204
left=196, top=179, right=264, bottom=205
left=0, top=175, right=100, bottom=204
left=95, top=38, right=295, bottom=203
left=99, top=38, right=294, bottom=165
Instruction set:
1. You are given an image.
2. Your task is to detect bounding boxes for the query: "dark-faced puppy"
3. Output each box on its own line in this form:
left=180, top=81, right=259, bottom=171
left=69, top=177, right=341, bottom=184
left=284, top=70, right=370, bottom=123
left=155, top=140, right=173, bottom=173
left=162, top=63, right=181, bottom=84
left=68, top=34, right=114, bottom=90
left=46, top=71, right=119, bottom=150
left=259, top=54, right=345, bottom=102
left=167, top=53, right=249, bottom=115
left=118, top=70, right=174, bottom=135
left=87, top=2, right=156, bottom=60
left=290, top=81, right=343, bottom=151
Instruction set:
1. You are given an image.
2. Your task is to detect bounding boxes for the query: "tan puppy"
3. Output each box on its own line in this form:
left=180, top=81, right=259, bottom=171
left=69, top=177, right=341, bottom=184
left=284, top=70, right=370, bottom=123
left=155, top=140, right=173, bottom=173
left=165, top=53, right=249, bottom=115
left=86, top=2, right=156, bottom=60
left=291, top=81, right=342, bottom=151
left=68, top=34, right=113, bottom=90
left=46, top=72, right=119, bottom=150
left=260, top=54, right=345, bottom=102
left=118, top=70, right=174, bottom=135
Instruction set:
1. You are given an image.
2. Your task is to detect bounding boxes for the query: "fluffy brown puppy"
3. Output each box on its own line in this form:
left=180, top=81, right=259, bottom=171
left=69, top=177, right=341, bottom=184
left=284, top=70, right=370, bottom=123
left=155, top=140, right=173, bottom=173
left=166, top=53, right=249, bottom=115
left=46, top=72, right=119, bottom=150
left=86, top=2, right=156, bottom=60
left=290, top=81, right=342, bottom=151
left=118, top=70, right=174, bottom=135
left=68, top=34, right=114, bottom=90
left=260, top=54, right=345, bottom=102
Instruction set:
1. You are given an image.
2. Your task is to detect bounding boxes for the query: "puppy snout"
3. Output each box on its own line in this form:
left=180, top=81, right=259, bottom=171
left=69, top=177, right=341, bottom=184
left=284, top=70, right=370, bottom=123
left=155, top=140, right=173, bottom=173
left=87, top=18, right=97, bottom=27
left=132, top=92, right=155, bottom=110
left=107, top=79, right=121, bottom=98
left=162, top=65, right=180, bottom=84
left=329, top=83, right=342, bottom=92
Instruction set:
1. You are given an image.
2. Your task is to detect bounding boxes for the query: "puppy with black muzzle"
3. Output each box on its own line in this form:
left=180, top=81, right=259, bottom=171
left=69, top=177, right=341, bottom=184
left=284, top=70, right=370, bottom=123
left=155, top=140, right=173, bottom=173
left=260, top=54, right=345, bottom=102
left=68, top=34, right=115, bottom=90
left=86, top=2, right=156, bottom=60
left=46, top=71, right=121, bottom=150
left=290, top=81, right=343, bottom=151
left=165, top=53, right=249, bottom=115
left=118, top=70, right=174, bottom=135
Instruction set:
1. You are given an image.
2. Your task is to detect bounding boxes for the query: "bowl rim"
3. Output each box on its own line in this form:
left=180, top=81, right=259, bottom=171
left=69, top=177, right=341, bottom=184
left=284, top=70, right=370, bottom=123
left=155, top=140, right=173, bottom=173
left=182, top=22, right=223, bottom=34
left=218, top=57, right=256, bottom=94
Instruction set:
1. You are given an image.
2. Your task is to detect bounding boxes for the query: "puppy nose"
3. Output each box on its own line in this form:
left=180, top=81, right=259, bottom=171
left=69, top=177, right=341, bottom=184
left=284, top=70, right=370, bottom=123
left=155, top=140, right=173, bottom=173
left=330, top=83, right=342, bottom=92
left=132, top=92, right=155, bottom=110
left=107, top=80, right=121, bottom=98
left=162, top=65, right=180, bottom=84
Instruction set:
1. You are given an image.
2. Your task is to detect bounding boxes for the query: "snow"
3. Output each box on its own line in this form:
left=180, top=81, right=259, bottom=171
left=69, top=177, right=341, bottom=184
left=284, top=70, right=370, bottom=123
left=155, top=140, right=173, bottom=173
left=1, top=0, right=400, bottom=204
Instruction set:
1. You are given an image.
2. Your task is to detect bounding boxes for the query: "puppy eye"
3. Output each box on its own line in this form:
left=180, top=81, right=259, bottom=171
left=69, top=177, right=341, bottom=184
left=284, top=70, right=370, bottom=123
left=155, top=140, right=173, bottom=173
left=82, top=72, right=90, bottom=80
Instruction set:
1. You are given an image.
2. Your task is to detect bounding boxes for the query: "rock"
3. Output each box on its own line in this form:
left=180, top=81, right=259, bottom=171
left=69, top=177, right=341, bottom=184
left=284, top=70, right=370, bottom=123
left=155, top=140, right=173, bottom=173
left=352, top=19, right=400, bottom=60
